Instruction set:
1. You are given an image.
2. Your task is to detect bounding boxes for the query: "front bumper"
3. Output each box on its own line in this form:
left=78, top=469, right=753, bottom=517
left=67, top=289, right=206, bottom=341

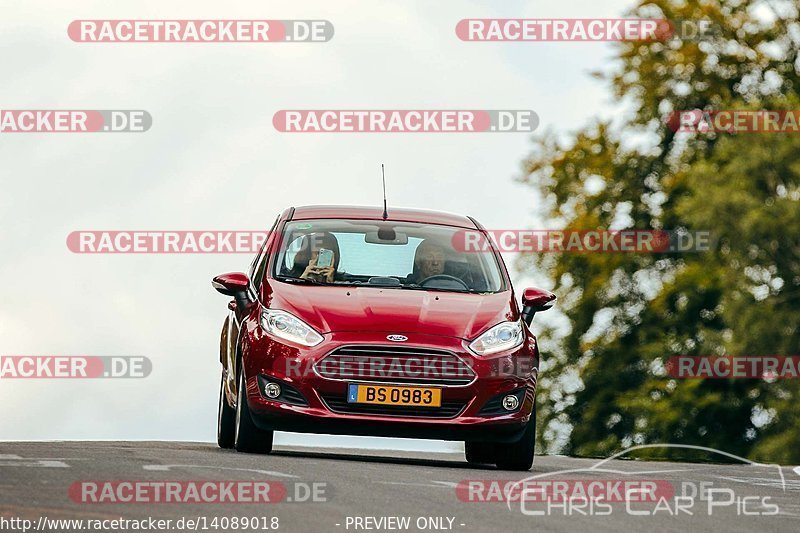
left=240, top=328, right=539, bottom=443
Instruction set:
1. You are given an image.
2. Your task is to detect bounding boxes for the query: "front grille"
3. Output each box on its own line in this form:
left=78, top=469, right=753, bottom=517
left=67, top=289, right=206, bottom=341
left=314, top=345, right=476, bottom=386
left=321, top=394, right=466, bottom=418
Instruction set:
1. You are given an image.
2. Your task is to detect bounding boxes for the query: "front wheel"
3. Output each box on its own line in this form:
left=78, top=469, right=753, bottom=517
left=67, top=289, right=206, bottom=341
left=465, top=441, right=496, bottom=464
left=217, top=369, right=235, bottom=449
left=234, top=366, right=274, bottom=454
left=495, top=414, right=536, bottom=471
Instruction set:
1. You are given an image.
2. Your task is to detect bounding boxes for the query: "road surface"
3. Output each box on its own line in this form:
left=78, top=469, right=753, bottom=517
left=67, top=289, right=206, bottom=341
left=0, top=441, right=798, bottom=532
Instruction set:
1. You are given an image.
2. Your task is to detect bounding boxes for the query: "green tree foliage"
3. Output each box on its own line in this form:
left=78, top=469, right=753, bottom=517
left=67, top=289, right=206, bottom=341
left=521, top=0, right=800, bottom=463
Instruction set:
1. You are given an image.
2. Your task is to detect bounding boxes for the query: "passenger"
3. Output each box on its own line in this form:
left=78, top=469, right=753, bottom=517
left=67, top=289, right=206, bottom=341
left=286, top=232, right=341, bottom=283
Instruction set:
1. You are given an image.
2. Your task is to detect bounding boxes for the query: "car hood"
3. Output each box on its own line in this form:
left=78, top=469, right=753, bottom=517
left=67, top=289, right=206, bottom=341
left=265, top=282, right=516, bottom=340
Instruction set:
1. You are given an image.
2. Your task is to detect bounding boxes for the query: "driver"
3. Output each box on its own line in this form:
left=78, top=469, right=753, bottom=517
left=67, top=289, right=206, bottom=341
left=407, top=239, right=447, bottom=284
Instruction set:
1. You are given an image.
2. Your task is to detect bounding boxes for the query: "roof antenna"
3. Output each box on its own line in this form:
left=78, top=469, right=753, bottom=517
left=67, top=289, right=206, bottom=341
left=381, top=164, right=389, bottom=220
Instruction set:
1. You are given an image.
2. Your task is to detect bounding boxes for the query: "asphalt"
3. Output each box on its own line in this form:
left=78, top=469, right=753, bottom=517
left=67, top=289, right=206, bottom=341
left=1, top=441, right=799, bottom=532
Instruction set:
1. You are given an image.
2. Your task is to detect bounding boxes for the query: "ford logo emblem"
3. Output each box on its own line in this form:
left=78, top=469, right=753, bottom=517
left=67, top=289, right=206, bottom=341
left=386, top=335, right=408, bottom=342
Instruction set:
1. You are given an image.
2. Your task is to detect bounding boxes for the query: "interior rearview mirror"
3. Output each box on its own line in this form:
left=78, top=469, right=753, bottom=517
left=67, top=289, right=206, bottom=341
left=365, top=230, right=408, bottom=245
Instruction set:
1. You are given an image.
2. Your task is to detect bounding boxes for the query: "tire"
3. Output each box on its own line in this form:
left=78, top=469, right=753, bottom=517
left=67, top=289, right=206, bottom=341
left=465, top=441, right=496, bottom=464
left=234, top=365, right=274, bottom=454
left=494, top=414, right=536, bottom=471
left=217, top=369, right=236, bottom=449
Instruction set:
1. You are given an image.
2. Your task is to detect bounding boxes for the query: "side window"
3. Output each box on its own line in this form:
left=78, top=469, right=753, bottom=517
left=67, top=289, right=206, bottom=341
left=250, top=215, right=280, bottom=291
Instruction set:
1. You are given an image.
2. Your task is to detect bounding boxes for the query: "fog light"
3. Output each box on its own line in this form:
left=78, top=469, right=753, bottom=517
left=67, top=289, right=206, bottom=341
left=502, top=395, right=519, bottom=411
left=264, top=383, right=281, bottom=399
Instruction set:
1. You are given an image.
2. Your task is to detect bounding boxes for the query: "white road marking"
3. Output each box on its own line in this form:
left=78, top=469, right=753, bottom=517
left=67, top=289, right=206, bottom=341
left=0, top=459, right=69, bottom=468
left=375, top=480, right=454, bottom=489
left=142, top=464, right=298, bottom=478
left=718, top=476, right=800, bottom=491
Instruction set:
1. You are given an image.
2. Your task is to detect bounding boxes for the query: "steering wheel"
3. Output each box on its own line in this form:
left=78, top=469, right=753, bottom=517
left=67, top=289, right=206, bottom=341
left=419, top=274, right=469, bottom=290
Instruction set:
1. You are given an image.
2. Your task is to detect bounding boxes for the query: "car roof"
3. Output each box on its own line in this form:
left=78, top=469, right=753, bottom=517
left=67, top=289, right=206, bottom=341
left=288, top=205, right=480, bottom=229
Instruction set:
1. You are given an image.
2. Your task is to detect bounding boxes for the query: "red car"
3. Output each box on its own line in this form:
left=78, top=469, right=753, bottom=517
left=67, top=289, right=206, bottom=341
left=213, top=205, right=555, bottom=470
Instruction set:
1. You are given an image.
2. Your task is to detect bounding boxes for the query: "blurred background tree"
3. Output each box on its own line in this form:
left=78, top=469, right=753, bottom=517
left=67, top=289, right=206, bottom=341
left=522, top=0, right=800, bottom=463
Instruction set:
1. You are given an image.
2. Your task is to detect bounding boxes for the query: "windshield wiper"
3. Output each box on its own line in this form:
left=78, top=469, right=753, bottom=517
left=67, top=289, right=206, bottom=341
left=398, top=284, right=482, bottom=294
left=274, top=276, right=330, bottom=286
left=275, top=276, right=482, bottom=293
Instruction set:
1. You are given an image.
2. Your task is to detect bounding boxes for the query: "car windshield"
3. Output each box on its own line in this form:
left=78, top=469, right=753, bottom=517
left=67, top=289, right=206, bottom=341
left=272, top=219, right=505, bottom=293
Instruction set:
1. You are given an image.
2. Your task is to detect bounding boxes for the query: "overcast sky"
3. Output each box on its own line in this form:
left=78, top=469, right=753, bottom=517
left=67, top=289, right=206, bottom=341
left=0, top=0, right=633, bottom=450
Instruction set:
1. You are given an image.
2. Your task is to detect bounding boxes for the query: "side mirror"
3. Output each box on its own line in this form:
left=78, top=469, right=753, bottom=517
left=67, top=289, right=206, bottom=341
left=521, top=287, right=556, bottom=325
left=212, top=272, right=251, bottom=310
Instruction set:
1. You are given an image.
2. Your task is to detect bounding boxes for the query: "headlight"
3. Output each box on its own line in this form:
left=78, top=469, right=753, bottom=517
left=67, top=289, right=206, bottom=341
left=469, top=320, right=524, bottom=355
left=261, top=309, right=323, bottom=347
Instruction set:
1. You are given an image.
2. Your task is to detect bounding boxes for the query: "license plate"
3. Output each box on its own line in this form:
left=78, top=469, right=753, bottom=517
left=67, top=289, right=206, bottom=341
left=347, top=384, right=441, bottom=407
